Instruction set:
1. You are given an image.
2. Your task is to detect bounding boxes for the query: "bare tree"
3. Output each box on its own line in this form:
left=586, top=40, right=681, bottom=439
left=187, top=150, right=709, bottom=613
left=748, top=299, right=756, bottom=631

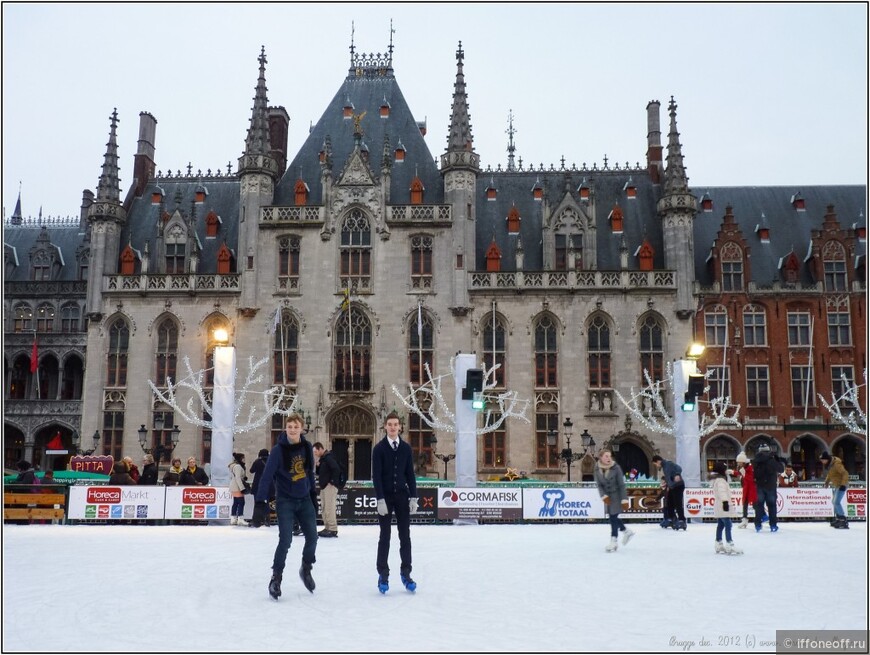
left=148, top=355, right=297, bottom=434
left=819, top=369, right=867, bottom=436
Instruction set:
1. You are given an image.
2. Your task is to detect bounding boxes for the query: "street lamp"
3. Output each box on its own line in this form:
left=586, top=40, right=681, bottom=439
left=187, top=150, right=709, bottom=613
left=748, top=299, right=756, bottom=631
left=72, top=430, right=101, bottom=456
left=547, top=418, right=591, bottom=482
left=138, top=421, right=181, bottom=466
left=430, top=435, right=456, bottom=480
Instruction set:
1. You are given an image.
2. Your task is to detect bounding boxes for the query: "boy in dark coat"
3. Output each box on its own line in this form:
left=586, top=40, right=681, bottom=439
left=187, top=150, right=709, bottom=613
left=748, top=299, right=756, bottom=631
left=752, top=443, right=784, bottom=532
left=371, top=412, right=418, bottom=593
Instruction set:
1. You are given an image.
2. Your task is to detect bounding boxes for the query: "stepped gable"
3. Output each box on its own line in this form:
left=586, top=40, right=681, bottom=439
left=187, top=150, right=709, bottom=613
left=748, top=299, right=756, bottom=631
left=474, top=168, right=661, bottom=271
left=691, top=185, right=867, bottom=287
left=122, top=176, right=241, bottom=276
left=276, top=55, right=442, bottom=206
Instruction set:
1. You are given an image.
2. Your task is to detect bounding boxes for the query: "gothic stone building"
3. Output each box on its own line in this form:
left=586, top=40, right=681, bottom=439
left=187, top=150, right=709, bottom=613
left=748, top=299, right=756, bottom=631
left=4, top=41, right=866, bottom=482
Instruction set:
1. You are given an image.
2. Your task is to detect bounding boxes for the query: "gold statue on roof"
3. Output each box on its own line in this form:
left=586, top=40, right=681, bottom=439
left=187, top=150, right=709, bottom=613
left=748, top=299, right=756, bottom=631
left=352, top=110, right=367, bottom=136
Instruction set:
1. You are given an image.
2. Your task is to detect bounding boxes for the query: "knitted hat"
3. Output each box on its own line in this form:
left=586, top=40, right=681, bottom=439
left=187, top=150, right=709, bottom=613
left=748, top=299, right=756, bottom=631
left=820, top=451, right=832, bottom=462
left=735, top=451, right=749, bottom=464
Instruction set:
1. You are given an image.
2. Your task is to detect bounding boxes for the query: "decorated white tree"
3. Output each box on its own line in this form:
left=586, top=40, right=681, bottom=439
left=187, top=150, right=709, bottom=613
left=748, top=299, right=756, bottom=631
left=614, top=361, right=742, bottom=438
left=148, top=354, right=297, bottom=433
left=391, top=358, right=531, bottom=435
left=818, top=369, right=867, bottom=436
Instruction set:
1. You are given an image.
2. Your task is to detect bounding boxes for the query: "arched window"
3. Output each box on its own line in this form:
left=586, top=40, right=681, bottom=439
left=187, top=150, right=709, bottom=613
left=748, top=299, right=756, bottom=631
left=535, top=392, right=559, bottom=469
left=278, top=236, right=301, bottom=291
left=408, top=412, right=434, bottom=470
left=216, top=243, right=232, bottom=275
left=334, top=307, right=372, bottom=392
left=639, top=315, right=664, bottom=383
left=720, top=242, right=743, bottom=291
left=822, top=241, right=847, bottom=291
left=120, top=244, right=136, bottom=276
left=9, top=355, right=29, bottom=399
left=107, top=318, right=129, bottom=387
left=704, top=304, right=727, bottom=346
left=408, top=309, right=434, bottom=385
left=410, top=177, right=424, bottom=205
left=588, top=315, right=611, bottom=388
left=274, top=310, right=299, bottom=385
left=60, top=303, right=81, bottom=333
left=482, top=411, right=506, bottom=469
left=482, top=313, right=506, bottom=388
left=410, top=235, right=433, bottom=290
left=155, top=318, right=178, bottom=386
left=534, top=315, right=558, bottom=388
left=555, top=234, right=582, bottom=270
left=35, top=303, right=55, bottom=333
left=340, top=210, right=372, bottom=292
left=13, top=303, right=32, bottom=333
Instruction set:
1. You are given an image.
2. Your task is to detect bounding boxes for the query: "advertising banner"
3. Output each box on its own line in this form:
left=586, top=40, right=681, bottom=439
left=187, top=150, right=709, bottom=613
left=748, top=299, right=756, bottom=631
left=67, top=485, right=165, bottom=520
left=335, top=487, right=439, bottom=521
left=522, top=487, right=606, bottom=520
left=164, top=486, right=232, bottom=520
left=846, top=488, right=866, bottom=518
left=436, top=487, right=522, bottom=520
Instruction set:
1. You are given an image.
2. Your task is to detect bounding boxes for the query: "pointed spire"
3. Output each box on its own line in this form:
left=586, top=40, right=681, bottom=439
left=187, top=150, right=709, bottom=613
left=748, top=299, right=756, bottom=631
left=11, top=186, right=22, bottom=225
left=662, top=96, right=690, bottom=195
left=506, top=109, right=517, bottom=171
left=96, top=108, right=122, bottom=203
left=244, top=46, right=271, bottom=157
left=447, top=41, right=474, bottom=153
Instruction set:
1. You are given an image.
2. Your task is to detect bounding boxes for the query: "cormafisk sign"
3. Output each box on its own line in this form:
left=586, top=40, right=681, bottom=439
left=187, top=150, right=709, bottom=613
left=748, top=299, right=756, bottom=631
left=523, top=488, right=606, bottom=520
left=437, top=487, right=523, bottom=520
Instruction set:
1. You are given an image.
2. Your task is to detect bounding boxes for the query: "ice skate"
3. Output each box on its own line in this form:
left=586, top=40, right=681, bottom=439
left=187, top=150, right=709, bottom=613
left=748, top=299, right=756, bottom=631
left=673, top=519, right=687, bottom=531
left=299, top=561, right=315, bottom=593
left=738, top=518, right=748, bottom=529
left=605, top=537, right=618, bottom=552
left=621, top=529, right=635, bottom=546
left=378, top=574, right=389, bottom=594
left=725, top=542, right=743, bottom=555
left=400, top=572, right=417, bottom=592
left=230, top=516, right=238, bottom=525
left=715, top=541, right=727, bottom=554
left=236, top=517, right=249, bottom=527
left=268, top=572, right=282, bottom=599
left=659, top=518, right=673, bottom=529
left=833, top=517, right=850, bottom=529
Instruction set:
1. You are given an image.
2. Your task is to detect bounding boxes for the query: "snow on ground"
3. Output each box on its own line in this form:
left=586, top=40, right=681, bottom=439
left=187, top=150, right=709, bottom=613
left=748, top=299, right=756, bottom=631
left=2, top=521, right=866, bottom=653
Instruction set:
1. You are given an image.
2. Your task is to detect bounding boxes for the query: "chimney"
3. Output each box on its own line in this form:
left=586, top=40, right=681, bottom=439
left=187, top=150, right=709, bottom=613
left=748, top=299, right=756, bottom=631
left=645, top=100, right=663, bottom=183
left=79, top=189, right=94, bottom=232
left=268, top=106, right=290, bottom=173
left=132, top=112, right=157, bottom=198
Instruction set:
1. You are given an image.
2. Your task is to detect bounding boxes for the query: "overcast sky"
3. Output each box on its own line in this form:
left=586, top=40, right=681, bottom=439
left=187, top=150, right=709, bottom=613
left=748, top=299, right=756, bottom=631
left=2, top=2, right=867, bottom=219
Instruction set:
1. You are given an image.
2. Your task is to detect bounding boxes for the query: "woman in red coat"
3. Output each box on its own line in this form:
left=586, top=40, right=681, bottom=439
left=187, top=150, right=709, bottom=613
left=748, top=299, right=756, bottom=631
left=734, top=451, right=758, bottom=528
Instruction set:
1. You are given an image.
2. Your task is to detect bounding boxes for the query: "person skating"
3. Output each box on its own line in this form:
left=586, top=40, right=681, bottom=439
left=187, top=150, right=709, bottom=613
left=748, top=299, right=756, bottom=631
left=652, top=455, right=686, bottom=529
left=710, top=462, right=743, bottom=555
left=593, top=449, right=634, bottom=552
left=820, top=451, right=850, bottom=529
left=251, top=413, right=318, bottom=599
left=734, top=451, right=759, bottom=528
left=752, top=443, right=784, bottom=533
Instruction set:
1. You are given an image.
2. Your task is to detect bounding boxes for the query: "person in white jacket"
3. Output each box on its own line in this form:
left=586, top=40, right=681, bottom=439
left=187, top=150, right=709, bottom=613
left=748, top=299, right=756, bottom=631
left=228, top=452, right=249, bottom=525
left=711, top=462, right=742, bottom=555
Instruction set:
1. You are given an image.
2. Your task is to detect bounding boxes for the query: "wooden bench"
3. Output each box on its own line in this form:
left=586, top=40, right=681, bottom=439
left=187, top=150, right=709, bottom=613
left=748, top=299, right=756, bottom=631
left=3, top=491, right=66, bottom=522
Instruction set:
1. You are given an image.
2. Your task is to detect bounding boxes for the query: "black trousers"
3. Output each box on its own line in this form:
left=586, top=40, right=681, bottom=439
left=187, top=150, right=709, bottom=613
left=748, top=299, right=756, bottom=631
left=377, top=492, right=412, bottom=576
left=664, top=483, right=686, bottom=521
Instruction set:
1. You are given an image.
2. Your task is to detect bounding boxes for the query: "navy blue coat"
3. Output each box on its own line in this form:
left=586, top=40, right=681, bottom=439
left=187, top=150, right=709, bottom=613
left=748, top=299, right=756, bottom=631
left=371, top=436, right=416, bottom=500
left=255, top=432, right=315, bottom=502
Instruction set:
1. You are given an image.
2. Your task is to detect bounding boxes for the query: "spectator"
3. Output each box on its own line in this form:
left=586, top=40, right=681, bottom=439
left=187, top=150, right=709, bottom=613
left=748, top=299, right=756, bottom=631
left=122, top=456, right=141, bottom=483
left=42, top=469, right=55, bottom=487
left=139, top=454, right=158, bottom=485
left=734, top=451, right=759, bottom=528
left=11, top=461, right=40, bottom=524
left=249, top=448, right=274, bottom=528
left=251, top=413, right=318, bottom=600
left=593, top=448, right=634, bottom=552
left=228, top=452, right=249, bottom=526
left=372, top=412, right=418, bottom=593
left=820, top=451, right=850, bottom=529
left=711, top=462, right=742, bottom=555
left=752, top=443, right=784, bottom=533
left=313, top=442, right=341, bottom=538
left=109, top=461, right=136, bottom=485
left=778, top=463, right=799, bottom=488
left=179, top=457, right=209, bottom=485
left=162, top=458, right=184, bottom=486
left=651, top=455, right=686, bottom=530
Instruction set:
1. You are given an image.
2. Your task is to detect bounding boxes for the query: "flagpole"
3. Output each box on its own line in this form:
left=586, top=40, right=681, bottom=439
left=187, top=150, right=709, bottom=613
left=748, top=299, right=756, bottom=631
left=346, top=288, right=354, bottom=390
left=417, top=299, right=423, bottom=385
left=279, top=308, right=286, bottom=385
left=32, top=329, right=40, bottom=399
left=804, top=316, right=814, bottom=419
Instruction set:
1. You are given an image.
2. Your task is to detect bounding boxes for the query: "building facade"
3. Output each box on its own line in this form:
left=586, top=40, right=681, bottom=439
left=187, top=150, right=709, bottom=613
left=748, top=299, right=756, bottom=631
left=4, top=40, right=866, bottom=481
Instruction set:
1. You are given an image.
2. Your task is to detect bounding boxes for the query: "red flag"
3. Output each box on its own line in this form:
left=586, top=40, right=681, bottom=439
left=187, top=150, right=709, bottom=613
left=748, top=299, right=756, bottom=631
left=30, top=336, right=38, bottom=374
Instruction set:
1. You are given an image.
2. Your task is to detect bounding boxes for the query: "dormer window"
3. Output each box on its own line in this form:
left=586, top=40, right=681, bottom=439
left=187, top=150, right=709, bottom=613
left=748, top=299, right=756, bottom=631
left=217, top=243, right=232, bottom=275
left=609, top=204, right=624, bottom=233
left=635, top=239, right=654, bottom=271
left=410, top=177, right=425, bottom=205
left=506, top=205, right=521, bottom=234
left=485, top=239, right=502, bottom=272
left=486, top=179, right=497, bottom=201
left=394, top=140, right=406, bottom=162
left=623, top=177, right=636, bottom=199
left=195, top=187, right=207, bottom=204
left=756, top=226, right=770, bottom=242
left=791, top=192, right=806, bottom=211
left=151, top=188, right=164, bottom=205
left=577, top=181, right=591, bottom=201
left=854, top=221, right=866, bottom=241
left=700, top=193, right=713, bottom=212
left=295, top=179, right=309, bottom=206
left=120, top=244, right=136, bottom=276
left=380, top=97, right=391, bottom=118
left=205, top=211, right=220, bottom=238
left=531, top=179, right=543, bottom=201
left=343, top=97, right=354, bottom=119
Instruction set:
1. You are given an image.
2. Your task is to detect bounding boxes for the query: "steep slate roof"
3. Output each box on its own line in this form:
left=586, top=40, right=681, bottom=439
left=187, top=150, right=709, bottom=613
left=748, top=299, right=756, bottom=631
left=474, top=168, right=661, bottom=271
left=691, top=185, right=867, bottom=286
left=277, top=71, right=443, bottom=207
left=122, top=177, right=241, bottom=275
left=3, top=223, right=87, bottom=282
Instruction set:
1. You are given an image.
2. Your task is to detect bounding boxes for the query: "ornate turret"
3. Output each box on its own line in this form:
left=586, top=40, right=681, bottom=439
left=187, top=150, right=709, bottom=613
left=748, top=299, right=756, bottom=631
left=88, top=108, right=127, bottom=225
left=656, top=97, right=698, bottom=318
left=10, top=189, right=22, bottom=226
left=440, top=41, right=480, bottom=172
left=237, top=46, right=280, bottom=181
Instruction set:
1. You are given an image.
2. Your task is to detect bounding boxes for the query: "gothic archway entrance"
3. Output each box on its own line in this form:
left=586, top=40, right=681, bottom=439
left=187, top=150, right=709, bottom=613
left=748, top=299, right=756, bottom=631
left=614, top=441, right=650, bottom=478
left=328, top=405, right=376, bottom=481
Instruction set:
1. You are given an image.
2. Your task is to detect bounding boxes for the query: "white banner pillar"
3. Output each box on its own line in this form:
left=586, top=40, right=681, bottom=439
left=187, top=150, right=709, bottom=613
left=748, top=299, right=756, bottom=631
left=673, top=358, right=701, bottom=488
left=211, top=345, right=236, bottom=488
left=453, top=353, right=478, bottom=489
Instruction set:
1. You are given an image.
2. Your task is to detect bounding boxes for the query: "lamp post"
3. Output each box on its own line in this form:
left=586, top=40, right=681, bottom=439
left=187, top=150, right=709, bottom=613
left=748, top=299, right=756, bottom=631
left=137, top=420, right=181, bottom=467
left=547, top=418, right=591, bottom=482
left=72, top=430, right=101, bottom=456
left=675, top=343, right=705, bottom=488
left=430, top=435, right=456, bottom=480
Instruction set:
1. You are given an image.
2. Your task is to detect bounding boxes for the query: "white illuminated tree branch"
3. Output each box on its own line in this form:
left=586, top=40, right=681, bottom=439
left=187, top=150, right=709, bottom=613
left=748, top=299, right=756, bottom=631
left=148, top=355, right=297, bottom=434
left=614, top=361, right=741, bottom=437
left=819, top=369, right=867, bottom=436
left=391, top=358, right=531, bottom=435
